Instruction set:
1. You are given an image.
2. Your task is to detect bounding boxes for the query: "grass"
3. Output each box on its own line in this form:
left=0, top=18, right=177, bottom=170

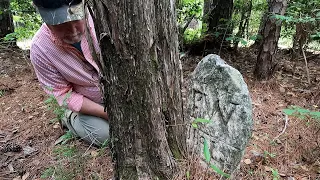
left=0, top=90, right=4, bottom=97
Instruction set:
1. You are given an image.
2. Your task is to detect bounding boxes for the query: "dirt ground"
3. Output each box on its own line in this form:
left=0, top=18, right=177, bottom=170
left=0, top=46, right=319, bottom=179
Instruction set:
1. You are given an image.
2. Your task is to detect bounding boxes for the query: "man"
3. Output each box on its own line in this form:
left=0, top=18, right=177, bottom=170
left=30, top=0, right=109, bottom=146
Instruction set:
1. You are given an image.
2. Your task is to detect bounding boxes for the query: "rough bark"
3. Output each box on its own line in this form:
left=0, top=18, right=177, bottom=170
left=0, top=0, right=14, bottom=39
left=292, top=22, right=312, bottom=59
left=254, top=0, right=287, bottom=80
left=89, top=0, right=186, bottom=179
left=203, top=0, right=233, bottom=45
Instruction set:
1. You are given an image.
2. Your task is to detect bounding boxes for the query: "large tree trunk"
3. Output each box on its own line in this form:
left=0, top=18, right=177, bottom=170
left=89, top=0, right=186, bottom=179
left=254, top=0, right=287, bottom=80
left=203, top=0, right=233, bottom=45
left=0, top=0, right=14, bottom=39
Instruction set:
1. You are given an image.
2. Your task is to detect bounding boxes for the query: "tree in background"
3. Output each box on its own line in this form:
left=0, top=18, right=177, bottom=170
left=89, top=0, right=185, bottom=179
left=0, top=0, right=14, bottom=40
left=203, top=0, right=234, bottom=46
left=254, top=0, right=287, bottom=80
left=233, top=0, right=253, bottom=51
left=286, top=0, right=320, bottom=57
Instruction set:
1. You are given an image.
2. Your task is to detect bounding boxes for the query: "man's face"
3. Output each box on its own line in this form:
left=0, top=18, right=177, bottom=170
left=47, top=19, right=85, bottom=44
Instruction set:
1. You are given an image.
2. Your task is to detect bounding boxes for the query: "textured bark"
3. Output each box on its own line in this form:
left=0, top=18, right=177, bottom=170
left=254, top=0, right=287, bottom=80
left=0, top=0, right=14, bottom=39
left=203, top=0, right=233, bottom=44
left=292, top=22, right=312, bottom=58
left=89, top=0, right=186, bottom=179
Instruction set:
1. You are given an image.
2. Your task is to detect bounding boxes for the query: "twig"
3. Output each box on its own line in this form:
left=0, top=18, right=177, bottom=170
left=180, top=14, right=196, bottom=35
left=273, top=114, right=289, bottom=140
left=301, top=46, right=311, bottom=84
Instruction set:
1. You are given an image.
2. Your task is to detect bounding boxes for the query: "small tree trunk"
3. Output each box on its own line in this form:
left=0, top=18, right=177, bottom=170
left=203, top=0, right=233, bottom=45
left=0, top=0, right=14, bottom=39
left=254, top=0, right=287, bottom=80
left=292, top=22, right=311, bottom=59
left=89, top=0, right=186, bottom=179
left=234, top=0, right=252, bottom=51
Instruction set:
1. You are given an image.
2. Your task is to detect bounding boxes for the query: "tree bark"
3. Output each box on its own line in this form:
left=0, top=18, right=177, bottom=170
left=89, top=0, right=186, bottom=179
left=254, top=0, right=287, bottom=80
left=0, top=0, right=14, bottom=39
left=203, top=0, right=233, bottom=45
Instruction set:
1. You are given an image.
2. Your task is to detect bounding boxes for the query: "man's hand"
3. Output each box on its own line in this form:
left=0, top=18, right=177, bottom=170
left=79, top=97, right=108, bottom=120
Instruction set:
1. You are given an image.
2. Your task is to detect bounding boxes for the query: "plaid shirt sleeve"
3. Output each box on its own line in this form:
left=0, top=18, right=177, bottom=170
left=30, top=50, right=84, bottom=112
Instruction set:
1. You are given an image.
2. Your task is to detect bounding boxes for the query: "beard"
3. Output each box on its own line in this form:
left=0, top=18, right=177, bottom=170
left=63, top=33, right=83, bottom=44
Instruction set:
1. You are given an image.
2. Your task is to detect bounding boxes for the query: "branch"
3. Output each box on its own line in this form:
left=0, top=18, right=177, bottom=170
left=273, top=114, right=289, bottom=140
left=180, top=14, right=196, bottom=35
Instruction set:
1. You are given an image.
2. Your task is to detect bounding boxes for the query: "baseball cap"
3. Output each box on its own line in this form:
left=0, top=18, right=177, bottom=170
left=33, top=0, right=84, bottom=25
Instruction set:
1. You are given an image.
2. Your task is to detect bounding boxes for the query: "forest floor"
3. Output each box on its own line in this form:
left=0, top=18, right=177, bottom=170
left=0, top=46, right=319, bottom=179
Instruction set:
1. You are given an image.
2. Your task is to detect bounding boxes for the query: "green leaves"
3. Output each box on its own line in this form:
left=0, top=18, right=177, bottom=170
left=191, top=118, right=211, bottom=128
left=203, top=138, right=211, bottom=163
left=203, top=138, right=231, bottom=178
left=210, top=164, right=231, bottom=178
left=270, top=168, right=280, bottom=180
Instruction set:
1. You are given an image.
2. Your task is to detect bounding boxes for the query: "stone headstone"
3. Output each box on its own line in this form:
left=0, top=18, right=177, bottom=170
left=187, top=54, right=253, bottom=175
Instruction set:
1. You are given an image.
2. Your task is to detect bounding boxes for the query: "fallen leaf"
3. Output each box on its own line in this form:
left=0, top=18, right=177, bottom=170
left=23, top=146, right=37, bottom=156
left=13, top=177, right=21, bottom=180
left=244, top=159, right=251, bottom=165
left=279, top=87, right=286, bottom=93
left=22, top=172, right=30, bottom=180
left=279, top=173, right=286, bottom=177
left=8, top=163, right=14, bottom=172
left=264, top=166, right=271, bottom=172
left=91, top=150, right=99, bottom=157
left=300, top=165, right=309, bottom=171
left=53, top=123, right=60, bottom=129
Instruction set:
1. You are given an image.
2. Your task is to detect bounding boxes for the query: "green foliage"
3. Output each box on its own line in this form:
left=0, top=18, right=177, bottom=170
left=283, top=106, right=320, bottom=120
left=41, top=143, right=86, bottom=180
left=53, top=145, right=77, bottom=158
left=44, top=89, right=71, bottom=123
left=270, top=168, right=280, bottom=180
left=191, top=118, right=211, bottom=128
left=263, top=150, right=276, bottom=158
left=203, top=138, right=210, bottom=163
left=177, top=0, right=204, bottom=45
left=0, top=90, right=4, bottom=97
left=177, top=0, right=203, bottom=26
left=4, top=0, right=41, bottom=41
left=191, top=117, right=230, bottom=178
left=59, top=131, right=75, bottom=145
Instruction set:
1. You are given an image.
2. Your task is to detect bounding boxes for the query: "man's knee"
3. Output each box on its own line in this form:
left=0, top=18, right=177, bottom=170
left=71, top=113, right=110, bottom=146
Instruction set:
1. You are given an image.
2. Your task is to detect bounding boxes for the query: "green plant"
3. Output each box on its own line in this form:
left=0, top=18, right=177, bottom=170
left=191, top=118, right=231, bottom=178
left=270, top=167, right=280, bottom=180
left=283, top=106, right=320, bottom=126
left=0, top=90, right=4, bottom=97
left=263, top=150, right=276, bottom=158
left=44, top=89, right=72, bottom=123
left=53, top=145, right=77, bottom=158
left=41, top=144, right=87, bottom=180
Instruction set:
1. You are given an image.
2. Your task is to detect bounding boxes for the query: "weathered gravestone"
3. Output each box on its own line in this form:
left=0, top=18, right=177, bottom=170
left=187, top=54, right=253, bottom=175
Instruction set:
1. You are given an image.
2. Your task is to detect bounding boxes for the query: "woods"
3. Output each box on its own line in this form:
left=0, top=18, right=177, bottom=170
left=0, top=0, right=319, bottom=179
left=0, top=0, right=14, bottom=39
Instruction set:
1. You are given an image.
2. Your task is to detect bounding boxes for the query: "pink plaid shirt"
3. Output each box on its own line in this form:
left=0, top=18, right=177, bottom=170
left=30, top=19, right=102, bottom=112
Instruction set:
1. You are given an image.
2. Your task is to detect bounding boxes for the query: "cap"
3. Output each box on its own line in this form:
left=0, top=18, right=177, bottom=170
left=37, top=2, right=84, bottom=25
